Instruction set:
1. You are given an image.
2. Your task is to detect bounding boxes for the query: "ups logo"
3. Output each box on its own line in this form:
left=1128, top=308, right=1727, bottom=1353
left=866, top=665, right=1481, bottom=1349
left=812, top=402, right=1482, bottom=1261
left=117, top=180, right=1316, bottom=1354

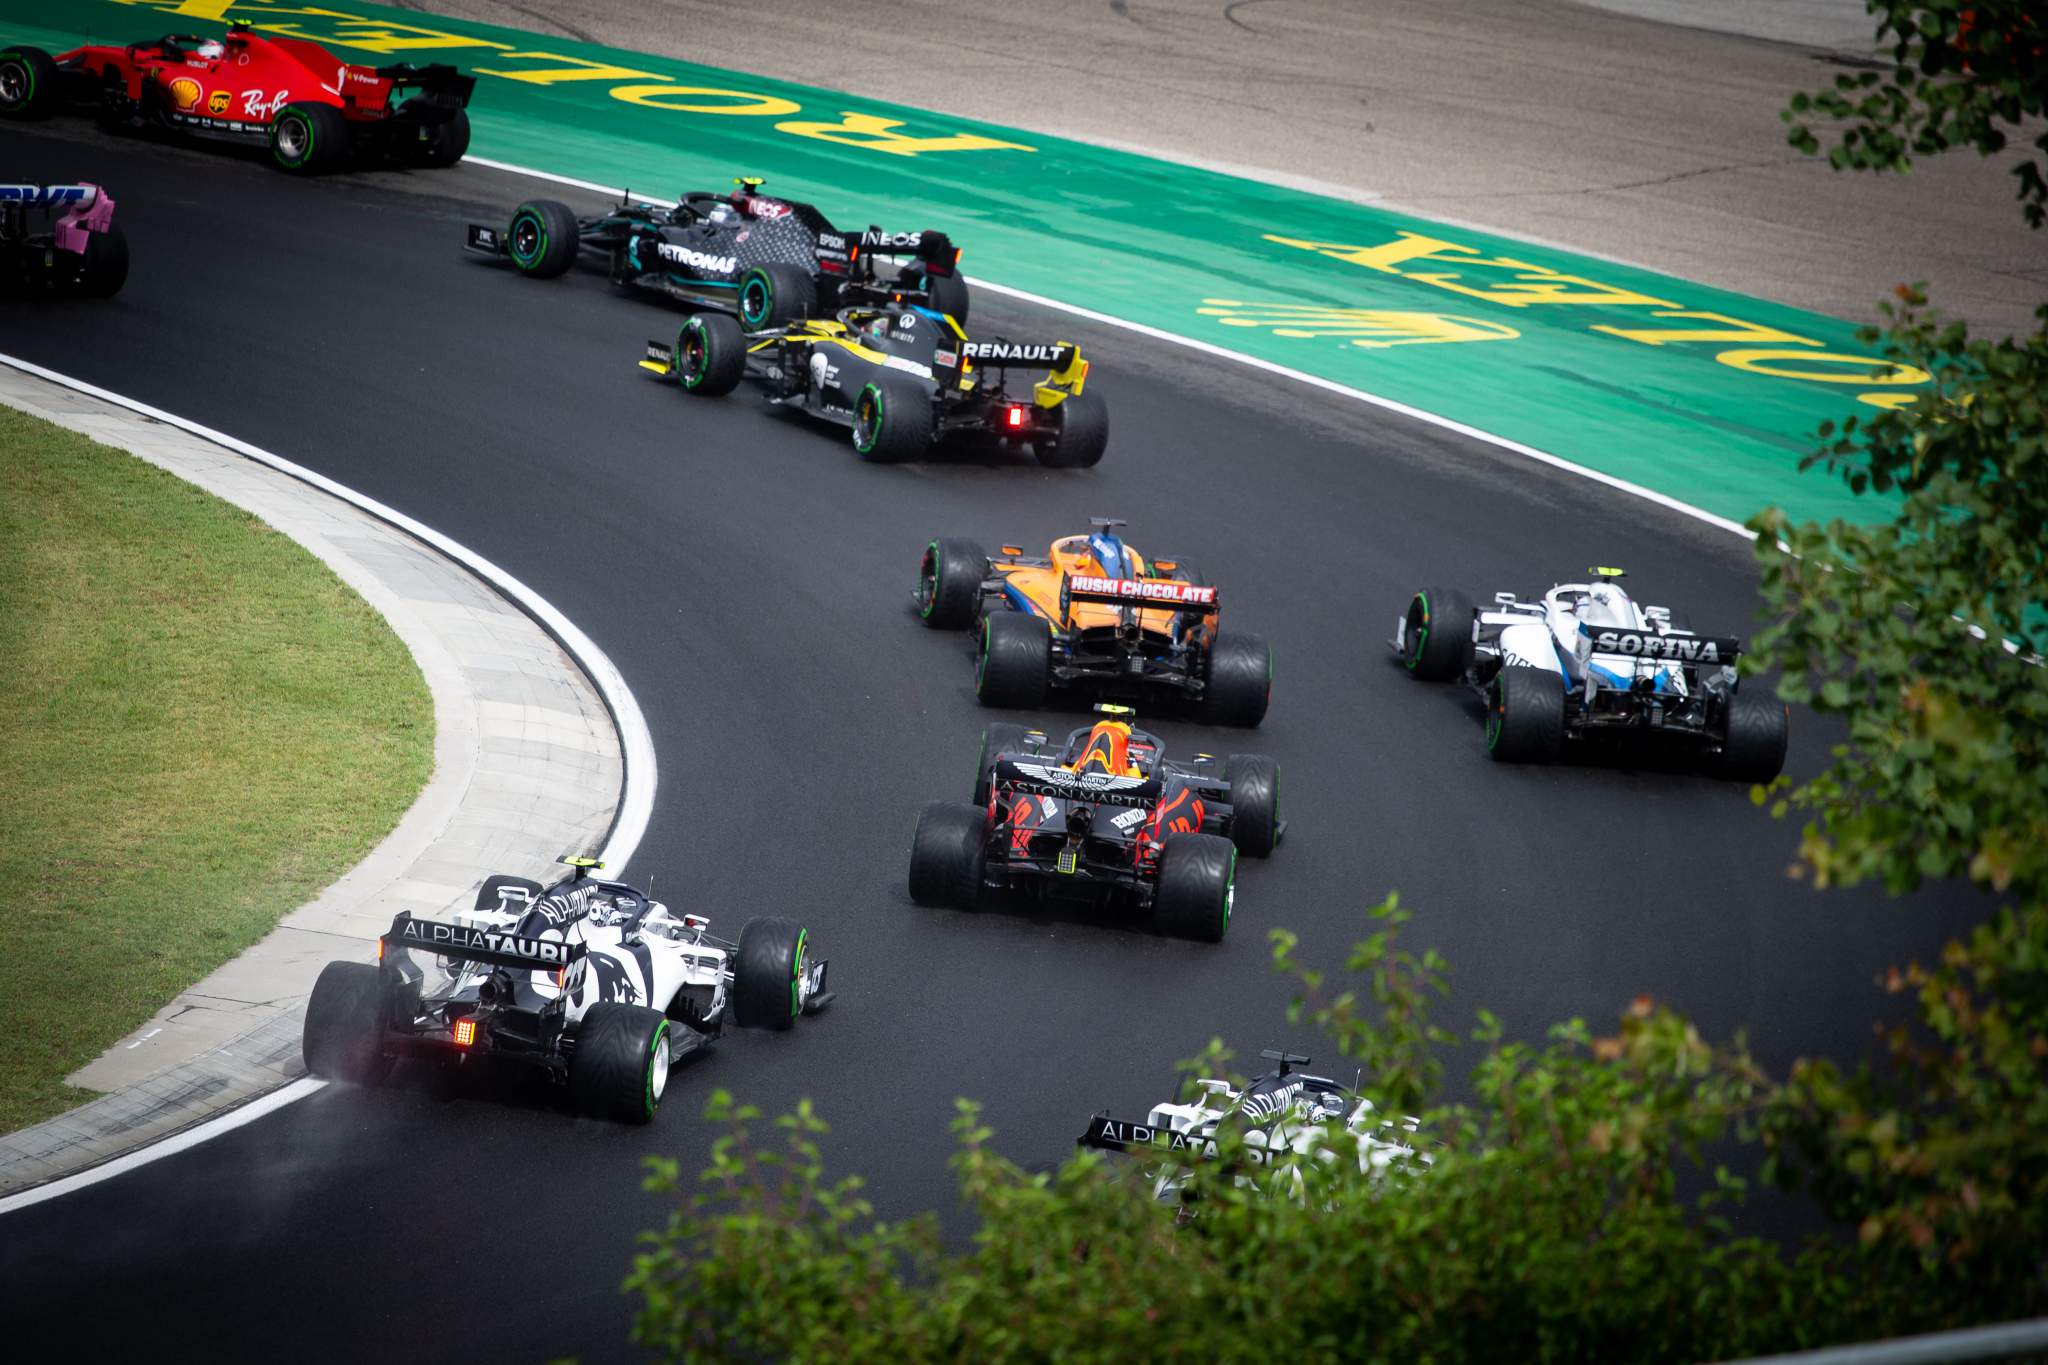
left=208, top=90, right=231, bottom=115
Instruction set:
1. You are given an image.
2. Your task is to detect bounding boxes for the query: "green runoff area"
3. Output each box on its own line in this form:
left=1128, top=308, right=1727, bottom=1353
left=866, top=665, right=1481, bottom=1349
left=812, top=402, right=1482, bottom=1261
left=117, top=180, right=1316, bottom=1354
left=0, top=406, right=432, bottom=1131
left=8, top=0, right=1923, bottom=530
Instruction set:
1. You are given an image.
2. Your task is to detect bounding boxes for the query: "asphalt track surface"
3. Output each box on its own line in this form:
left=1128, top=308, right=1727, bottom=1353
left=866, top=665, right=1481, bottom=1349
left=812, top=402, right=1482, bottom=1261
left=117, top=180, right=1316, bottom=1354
left=0, top=128, right=1977, bottom=1362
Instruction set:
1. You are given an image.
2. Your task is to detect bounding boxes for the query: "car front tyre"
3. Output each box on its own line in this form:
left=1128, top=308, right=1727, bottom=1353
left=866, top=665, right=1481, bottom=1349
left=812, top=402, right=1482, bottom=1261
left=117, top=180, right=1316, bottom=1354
left=1402, top=587, right=1476, bottom=681
left=677, top=312, right=747, bottom=395
left=732, top=916, right=811, bottom=1031
left=505, top=199, right=580, bottom=278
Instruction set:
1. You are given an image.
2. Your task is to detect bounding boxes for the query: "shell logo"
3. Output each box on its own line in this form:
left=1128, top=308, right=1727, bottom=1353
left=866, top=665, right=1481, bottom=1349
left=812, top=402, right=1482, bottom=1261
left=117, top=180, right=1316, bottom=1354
left=168, top=77, right=203, bottom=111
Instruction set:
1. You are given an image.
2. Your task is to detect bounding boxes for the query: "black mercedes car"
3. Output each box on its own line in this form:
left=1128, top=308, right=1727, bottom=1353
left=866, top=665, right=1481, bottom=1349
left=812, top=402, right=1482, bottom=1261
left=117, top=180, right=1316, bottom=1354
left=466, top=176, right=968, bottom=327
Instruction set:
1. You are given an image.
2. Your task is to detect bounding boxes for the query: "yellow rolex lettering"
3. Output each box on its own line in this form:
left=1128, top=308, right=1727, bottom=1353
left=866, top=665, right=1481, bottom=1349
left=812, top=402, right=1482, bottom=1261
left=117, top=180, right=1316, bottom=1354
left=248, top=11, right=507, bottom=53
left=1591, top=310, right=1821, bottom=348
left=473, top=52, right=670, bottom=85
left=773, top=112, right=1034, bottom=156
left=1715, top=349, right=1930, bottom=385
left=1401, top=265, right=1675, bottom=310
left=1858, top=392, right=1921, bottom=410
left=610, top=85, right=799, bottom=115
left=1264, top=231, right=1474, bottom=274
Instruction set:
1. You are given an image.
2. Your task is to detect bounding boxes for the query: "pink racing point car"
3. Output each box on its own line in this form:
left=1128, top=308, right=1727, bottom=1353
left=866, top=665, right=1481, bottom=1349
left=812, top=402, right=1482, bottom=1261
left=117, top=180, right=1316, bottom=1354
left=0, top=182, right=127, bottom=297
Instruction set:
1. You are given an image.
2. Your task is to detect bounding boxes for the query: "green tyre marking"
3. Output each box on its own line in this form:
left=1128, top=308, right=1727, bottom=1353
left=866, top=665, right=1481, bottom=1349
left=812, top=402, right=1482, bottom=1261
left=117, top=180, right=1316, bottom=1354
left=1, top=52, right=30, bottom=111
left=645, top=1019, right=669, bottom=1118
left=855, top=385, right=883, bottom=454
left=919, top=540, right=939, bottom=618
left=509, top=211, right=544, bottom=269
left=975, top=617, right=990, bottom=695
left=789, top=928, right=807, bottom=1020
left=1407, top=593, right=1428, bottom=671
left=681, top=321, right=706, bottom=388
left=740, top=273, right=770, bottom=327
left=1487, top=677, right=1504, bottom=750
left=1223, top=848, right=1236, bottom=934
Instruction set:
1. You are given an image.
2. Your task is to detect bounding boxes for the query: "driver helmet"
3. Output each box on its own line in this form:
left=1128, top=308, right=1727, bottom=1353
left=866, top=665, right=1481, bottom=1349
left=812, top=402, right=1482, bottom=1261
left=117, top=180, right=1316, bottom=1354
left=706, top=202, right=739, bottom=227
left=195, top=38, right=226, bottom=59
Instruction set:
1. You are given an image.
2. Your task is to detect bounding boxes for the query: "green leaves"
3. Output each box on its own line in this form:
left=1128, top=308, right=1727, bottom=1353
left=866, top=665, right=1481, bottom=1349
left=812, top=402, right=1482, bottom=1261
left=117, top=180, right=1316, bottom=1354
left=1782, top=1, right=2048, bottom=226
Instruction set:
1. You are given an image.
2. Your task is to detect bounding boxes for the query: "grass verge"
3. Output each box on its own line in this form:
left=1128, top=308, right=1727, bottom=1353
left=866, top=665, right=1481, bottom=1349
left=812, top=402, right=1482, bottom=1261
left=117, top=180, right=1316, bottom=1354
left=0, top=405, right=433, bottom=1132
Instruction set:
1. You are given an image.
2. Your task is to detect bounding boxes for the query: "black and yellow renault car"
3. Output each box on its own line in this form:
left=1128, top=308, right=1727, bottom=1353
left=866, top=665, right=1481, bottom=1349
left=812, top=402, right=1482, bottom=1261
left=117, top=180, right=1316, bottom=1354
left=639, top=295, right=1106, bottom=467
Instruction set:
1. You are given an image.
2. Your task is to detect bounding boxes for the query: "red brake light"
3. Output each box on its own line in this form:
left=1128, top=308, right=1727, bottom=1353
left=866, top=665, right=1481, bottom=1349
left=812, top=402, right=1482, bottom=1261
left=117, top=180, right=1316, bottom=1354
left=453, top=1018, right=477, bottom=1047
left=1006, top=407, right=1026, bottom=429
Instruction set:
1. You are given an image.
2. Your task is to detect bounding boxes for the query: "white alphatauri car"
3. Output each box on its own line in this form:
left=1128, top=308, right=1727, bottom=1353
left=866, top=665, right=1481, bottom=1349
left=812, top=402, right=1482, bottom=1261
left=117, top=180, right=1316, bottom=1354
left=1078, top=1050, right=1428, bottom=1206
left=1392, top=567, right=1788, bottom=779
left=302, top=856, right=832, bottom=1123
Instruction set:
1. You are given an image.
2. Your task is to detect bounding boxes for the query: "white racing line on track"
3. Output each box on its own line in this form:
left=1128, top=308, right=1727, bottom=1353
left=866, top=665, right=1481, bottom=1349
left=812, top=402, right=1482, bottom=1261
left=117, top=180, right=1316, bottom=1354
left=0, top=351, right=658, bottom=1216
left=464, top=154, right=1756, bottom=543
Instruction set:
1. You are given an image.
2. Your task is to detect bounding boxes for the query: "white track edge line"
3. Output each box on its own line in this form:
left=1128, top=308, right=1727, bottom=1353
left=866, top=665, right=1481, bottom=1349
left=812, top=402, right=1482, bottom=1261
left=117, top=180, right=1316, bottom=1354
left=0, top=1080, right=328, bottom=1216
left=463, top=155, right=1757, bottom=543
left=0, top=351, right=657, bottom=1215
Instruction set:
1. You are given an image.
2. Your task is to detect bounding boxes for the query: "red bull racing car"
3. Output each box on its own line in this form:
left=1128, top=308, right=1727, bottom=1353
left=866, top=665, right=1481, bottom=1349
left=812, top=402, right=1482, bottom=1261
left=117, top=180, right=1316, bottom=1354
left=0, top=23, right=475, bottom=174
left=908, top=706, right=1282, bottom=942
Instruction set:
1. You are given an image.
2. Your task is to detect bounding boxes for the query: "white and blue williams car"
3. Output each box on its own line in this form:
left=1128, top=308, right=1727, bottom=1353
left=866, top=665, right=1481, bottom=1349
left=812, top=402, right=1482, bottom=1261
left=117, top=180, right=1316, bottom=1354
left=1392, top=567, right=1788, bottom=780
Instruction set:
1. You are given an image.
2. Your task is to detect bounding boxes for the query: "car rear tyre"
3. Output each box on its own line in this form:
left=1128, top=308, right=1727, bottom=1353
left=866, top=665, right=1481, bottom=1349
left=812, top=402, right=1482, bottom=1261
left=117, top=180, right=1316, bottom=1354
left=1201, top=632, right=1271, bottom=727
left=922, top=267, right=970, bottom=323
left=0, top=46, right=60, bottom=118
left=1716, top=685, right=1789, bottom=783
left=570, top=1003, right=671, bottom=1123
left=918, top=537, right=987, bottom=628
left=505, top=199, right=579, bottom=278
left=1487, top=665, right=1565, bottom=763
left=410, top=107, right=470, bottom=167
left=976, top=611, right=1050, bottom=708
left=738, top=262, right=815, bottom=328
left=474, top=873, right=544, bottom=913
left=1224, top=753, right=1281, bottom=858
left=72, top=222, right=128, bottom=298
left=302, top=961, right=393, bottom=1084
left=1153, top=833, right=1235, bottom=943
left=1402, top=587, right=1475, bottom=681
left=852, top=375, right=932, bottom=463
left=1034, top=390, right=1108, bottom=468
left=269, top=102, right=350, bottom=174
left=909, top=801, right=987, bottom=910
left=732, top=915, right=811, bottom=1031
left=677, top=312, right=746, bottom=396
left=974, top=722, right=1033, bottom=805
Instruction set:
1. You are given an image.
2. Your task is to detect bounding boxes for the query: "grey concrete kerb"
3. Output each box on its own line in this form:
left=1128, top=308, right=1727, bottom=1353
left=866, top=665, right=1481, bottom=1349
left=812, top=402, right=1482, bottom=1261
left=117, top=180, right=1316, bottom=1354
left=0, top=362, right=626, bottom=1196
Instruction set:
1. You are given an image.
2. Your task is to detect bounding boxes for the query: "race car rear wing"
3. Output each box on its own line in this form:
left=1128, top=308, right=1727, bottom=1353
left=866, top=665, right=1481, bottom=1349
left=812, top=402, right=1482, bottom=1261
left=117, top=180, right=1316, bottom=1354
left=995, top=759, right=1162, bottom=808
left=958, top=341, right=1077, bottom=370
left=1061, top=572, right=1219, bottom=615
left=380, top=912, right=586, bottom=972
left=372, top=62, right=477, bottom=111
left=1577, top=625, right=1742, bottom=665
left=854, top=227, right=957, bottom=269
left=1078, top=1114, right=1274, bottom=1165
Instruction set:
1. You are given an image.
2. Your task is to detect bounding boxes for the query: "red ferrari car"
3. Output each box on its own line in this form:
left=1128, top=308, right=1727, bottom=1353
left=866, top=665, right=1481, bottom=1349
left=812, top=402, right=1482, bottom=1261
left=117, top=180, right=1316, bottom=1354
left=0, top=22, right=475, bottom=175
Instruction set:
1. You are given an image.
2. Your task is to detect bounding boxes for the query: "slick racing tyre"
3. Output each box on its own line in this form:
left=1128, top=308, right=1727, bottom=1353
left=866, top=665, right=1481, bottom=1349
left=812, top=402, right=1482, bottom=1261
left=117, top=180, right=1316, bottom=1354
left=976, top=611, right=1050, bottom=708
left=474, top=873, right=544, bottom=913
left=732, top=915, right=812, bottom=1031
left=0, top=46, right=59, bottom=118
left=570, top=1003, right=672, bottom=1123
left=1486, top=665, right=1565, bottom=763
left=853, top=375, right=933, bottom=463
left=269, top=102, right=351, bottom=174
left=1224, top=753, right=1281, bottom=858
left=1402, top=587, right=1476, bottom=681
left=922, top=268, right=970, bottom=324
left=1201, top=632, right=1272, bottom=728
left=505, top=199, right=579, bottom=278
left=918, top=537, right=988, bottom=629
left=1715, top=685, right=1789, bottom=783
left=737, top=262, right=815, bottom=329
left=677, top=313, right=746, bottom=396
left=302, top=961, right=394, bottom=1084
left=1153, top=833, right=1236, bottom=943
left=1034, top=391, right=1108, bottom=469
left=72, top=222, right=128, bottom=299
left=974, top=722, right=1033, bottom=806
left=410, top=108, right=470, bottom=168
left=909, top=801, right=988, bottom=910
